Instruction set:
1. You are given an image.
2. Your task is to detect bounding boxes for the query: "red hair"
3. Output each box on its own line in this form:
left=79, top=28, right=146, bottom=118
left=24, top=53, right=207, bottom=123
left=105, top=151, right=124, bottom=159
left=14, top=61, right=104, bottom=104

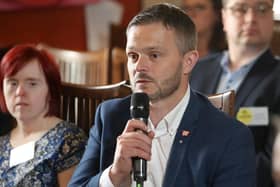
left=0, top=44, right=61, bottom=117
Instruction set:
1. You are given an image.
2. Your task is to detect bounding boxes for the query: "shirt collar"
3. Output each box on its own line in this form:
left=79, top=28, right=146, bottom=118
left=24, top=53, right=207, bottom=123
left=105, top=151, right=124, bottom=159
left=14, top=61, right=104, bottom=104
left=220, top=48, right=268, bottom=73
left=148, top=85, right=190, bottom=138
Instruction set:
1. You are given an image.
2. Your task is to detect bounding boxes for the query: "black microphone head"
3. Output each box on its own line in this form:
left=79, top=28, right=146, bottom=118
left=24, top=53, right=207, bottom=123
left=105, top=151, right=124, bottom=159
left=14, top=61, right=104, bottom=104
left=130, top=92, right=149, bottom=119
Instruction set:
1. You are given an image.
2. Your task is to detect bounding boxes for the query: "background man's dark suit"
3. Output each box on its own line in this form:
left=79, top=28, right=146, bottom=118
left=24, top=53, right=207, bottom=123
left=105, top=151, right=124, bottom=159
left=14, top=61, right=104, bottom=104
left=69, top=90, right=256, bottom=187
left=190, top=50, right=280, bottom=187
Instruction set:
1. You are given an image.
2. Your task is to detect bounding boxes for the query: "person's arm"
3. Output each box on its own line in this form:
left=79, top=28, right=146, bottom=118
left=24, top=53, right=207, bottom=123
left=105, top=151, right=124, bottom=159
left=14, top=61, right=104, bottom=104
left=99, top=166, right=131, bottom=187
left=68, top=104, right=154, bottom=187
left=53, top=123, right=87, bottom=187
left=58, top=166, right=77, bottom=187
left=67, top=109, right=105, bottom=187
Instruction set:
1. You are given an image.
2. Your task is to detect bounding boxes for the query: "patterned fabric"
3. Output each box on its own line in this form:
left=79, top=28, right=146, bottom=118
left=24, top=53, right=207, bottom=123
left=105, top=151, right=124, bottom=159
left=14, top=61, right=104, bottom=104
left=0, top=121, right=87, bottom=187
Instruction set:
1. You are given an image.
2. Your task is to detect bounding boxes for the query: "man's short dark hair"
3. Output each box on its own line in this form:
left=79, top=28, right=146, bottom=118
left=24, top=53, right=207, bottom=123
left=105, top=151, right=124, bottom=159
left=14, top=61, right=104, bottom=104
left=127, top=3, right=197, bottom=54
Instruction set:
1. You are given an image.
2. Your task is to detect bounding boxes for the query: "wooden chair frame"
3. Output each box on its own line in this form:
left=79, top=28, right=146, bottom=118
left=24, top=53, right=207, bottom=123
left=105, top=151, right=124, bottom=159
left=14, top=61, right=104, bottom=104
left=60, top=80, right=131, bottom=135
left=38, top=43, right=109, bottom=85
left=60, top=80, right=235, bottom=135
left=208, top=90, right=235, bottom=117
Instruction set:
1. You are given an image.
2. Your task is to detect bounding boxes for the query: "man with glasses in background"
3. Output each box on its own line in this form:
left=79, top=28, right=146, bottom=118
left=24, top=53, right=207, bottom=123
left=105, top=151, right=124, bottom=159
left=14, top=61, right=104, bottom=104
left=190, top=0, right=280, bottom=186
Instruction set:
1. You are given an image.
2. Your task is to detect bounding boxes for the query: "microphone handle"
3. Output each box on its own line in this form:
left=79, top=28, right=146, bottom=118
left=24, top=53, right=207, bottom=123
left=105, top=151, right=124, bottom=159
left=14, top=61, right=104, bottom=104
left=133, top=117, right=148, bottom=185
left=133, top=157, right=147, bottom=183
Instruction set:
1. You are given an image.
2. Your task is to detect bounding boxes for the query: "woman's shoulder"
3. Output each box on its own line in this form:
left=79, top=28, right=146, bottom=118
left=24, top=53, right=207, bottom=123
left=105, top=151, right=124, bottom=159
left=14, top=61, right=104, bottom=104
left=37, top=120, right=87, bottom=158
left=0, top=133, right=8, bottom=141
left=52, top=121, right=88, bottom=139
left=0, top=134, right=10, bottom=151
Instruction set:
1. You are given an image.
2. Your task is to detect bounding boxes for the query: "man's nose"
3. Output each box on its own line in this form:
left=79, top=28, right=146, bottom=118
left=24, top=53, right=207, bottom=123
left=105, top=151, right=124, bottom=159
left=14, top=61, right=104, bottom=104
left=244, top=7, right=258, bottom=22
left=135, top=55, right=149, bottom=72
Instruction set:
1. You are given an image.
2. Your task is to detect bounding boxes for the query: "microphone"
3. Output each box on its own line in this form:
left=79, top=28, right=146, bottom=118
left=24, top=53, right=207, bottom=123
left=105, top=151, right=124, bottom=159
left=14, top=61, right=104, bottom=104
left=130, top=92, right=150, bottom=186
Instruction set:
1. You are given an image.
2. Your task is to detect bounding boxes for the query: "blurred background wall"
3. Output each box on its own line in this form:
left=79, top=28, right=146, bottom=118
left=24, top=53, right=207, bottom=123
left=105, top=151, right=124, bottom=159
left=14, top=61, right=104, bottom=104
left=0, top=0, right=279, bottom=51
left=0, top=0, right=141, bottom=50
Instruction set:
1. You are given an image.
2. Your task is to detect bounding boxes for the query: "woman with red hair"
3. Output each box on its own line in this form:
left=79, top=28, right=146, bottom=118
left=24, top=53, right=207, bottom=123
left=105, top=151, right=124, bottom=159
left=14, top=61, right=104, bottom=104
left=0, top=44, right=87, bottom=187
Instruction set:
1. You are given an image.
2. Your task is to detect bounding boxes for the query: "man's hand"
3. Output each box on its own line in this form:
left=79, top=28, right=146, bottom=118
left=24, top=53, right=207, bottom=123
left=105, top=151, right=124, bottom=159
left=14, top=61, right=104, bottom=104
left=109, top=119, right=154, bottom=186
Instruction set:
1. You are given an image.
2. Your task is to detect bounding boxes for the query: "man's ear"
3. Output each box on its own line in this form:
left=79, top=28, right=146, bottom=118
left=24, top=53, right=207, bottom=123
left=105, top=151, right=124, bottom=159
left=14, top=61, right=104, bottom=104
left=182, top=50, right=199, bottom=75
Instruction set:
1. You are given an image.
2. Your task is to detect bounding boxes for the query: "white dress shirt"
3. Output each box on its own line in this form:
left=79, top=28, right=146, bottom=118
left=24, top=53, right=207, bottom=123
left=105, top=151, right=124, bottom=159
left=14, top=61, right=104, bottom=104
left=100, top=86, right=190, bottom=187
left=216, top=49, right=267, bottom=93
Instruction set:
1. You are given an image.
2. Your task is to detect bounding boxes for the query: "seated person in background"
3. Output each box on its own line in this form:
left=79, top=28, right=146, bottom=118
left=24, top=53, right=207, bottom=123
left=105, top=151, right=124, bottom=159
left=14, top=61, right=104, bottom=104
left=181, top=0, right=227, bottom=58
left=0, top=44, right=88, bottom=187
left=69, top=3, right=256, bottom=187
left=190, top=0, right=280, bottom=186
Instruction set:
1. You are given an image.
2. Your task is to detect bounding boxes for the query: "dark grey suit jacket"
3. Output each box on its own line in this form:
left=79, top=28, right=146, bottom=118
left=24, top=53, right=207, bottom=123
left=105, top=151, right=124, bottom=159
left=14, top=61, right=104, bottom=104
left=190, top=49, right=280, bottom=187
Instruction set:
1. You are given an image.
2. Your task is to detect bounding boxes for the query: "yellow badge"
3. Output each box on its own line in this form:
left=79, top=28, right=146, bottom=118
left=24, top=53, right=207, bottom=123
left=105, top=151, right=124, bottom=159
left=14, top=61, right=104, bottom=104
left=236, top=107, right=269, bottom=126
left=236, top=108, right=253, bottom=125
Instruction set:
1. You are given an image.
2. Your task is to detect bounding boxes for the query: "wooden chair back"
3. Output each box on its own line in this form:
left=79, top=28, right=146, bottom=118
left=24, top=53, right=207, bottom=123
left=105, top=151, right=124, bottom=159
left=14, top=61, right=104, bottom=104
left=60, top=74, right=235, bottom=135
left=111, top=47, right=129, bottom=83
left=109, top=24, right=126, bottom=49
left=60, top=80, right=131, bottom=135
left=38, top=43, right=109, bottom=85
left=207, top=90, right=235, bottom=117
left=108, top=24, right=127, bottom=83
left=271, top=21, right=280, bottom=56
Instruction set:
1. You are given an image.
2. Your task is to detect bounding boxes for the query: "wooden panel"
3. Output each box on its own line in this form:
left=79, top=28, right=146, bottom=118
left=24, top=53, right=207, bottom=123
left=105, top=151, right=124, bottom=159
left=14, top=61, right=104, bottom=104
left=0, top=1, right=141, bottom=51
left=271, top=21, right=280, bottom=56
left=116, top=0, right=141, bottom=26
left=60, top=81, right=132, bottom=135
left=0, top=6, right=86, bottom=50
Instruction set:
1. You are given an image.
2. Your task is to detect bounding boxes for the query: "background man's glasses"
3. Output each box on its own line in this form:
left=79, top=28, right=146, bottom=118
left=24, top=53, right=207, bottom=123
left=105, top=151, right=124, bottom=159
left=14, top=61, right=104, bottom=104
left=226, top=2, right=272, bottom=17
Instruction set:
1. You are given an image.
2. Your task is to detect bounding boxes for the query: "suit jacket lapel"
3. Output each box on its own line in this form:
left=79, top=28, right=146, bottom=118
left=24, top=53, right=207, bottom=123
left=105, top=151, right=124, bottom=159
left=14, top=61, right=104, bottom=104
left=162, top=90, right=200, bottom=187
left=191, top=54, right=223, bottom=94
left=206, top=60, right=222, bottom=93
left=234, top=50, right=278, bottom=111
left=209, top=56, right=224, bottom=93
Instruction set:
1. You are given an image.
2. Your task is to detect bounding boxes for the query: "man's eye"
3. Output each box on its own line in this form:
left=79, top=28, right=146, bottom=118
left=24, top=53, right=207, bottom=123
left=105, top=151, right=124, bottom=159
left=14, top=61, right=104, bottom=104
left=257, top=4, right=270, bottom=13
left=128, top=53, right=139, bottom=62
left=150, top=53, right=159, bottom=59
